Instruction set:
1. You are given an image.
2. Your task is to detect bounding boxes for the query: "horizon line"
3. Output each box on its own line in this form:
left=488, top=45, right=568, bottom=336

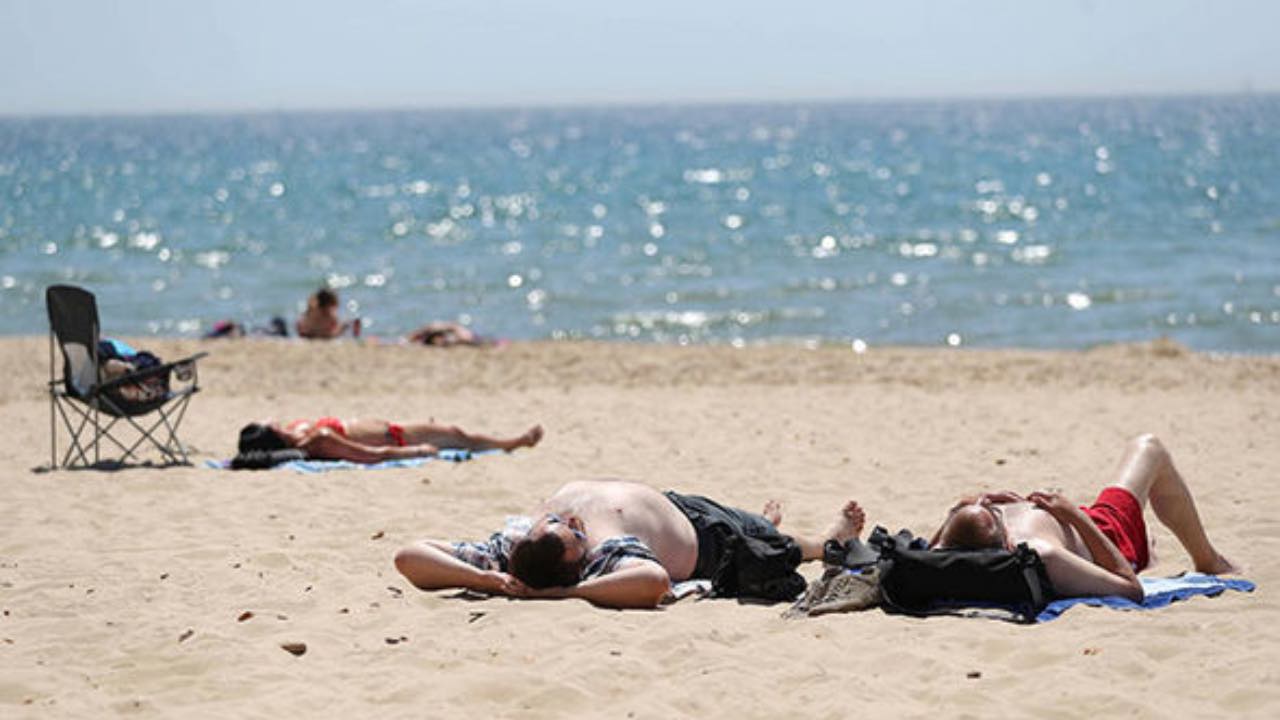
left=2, top=88, right=1278, bottom=122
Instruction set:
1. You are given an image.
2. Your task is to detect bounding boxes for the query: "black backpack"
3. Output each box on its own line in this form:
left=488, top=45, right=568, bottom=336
left=711, top=533, right=808, bottom=602
left=826, top=526, right=1056, bottom=623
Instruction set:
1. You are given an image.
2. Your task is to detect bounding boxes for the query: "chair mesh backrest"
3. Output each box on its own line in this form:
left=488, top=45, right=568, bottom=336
left=46, top=284, right=100, bottom=397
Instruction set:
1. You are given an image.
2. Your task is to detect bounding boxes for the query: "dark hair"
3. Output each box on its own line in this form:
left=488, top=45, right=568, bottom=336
left=238, top=423, right=289, bottom=453
left=509, top=533, right=582, bottom=589
left=231, top=448, right=306, bottom=470
left=313, top=289, right=339, bottom=308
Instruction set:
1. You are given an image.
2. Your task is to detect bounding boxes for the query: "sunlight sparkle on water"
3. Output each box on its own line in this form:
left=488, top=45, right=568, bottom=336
left=1066, top=292, right=1092, bottom=310
left=4, top=99, right=1277, bottom=352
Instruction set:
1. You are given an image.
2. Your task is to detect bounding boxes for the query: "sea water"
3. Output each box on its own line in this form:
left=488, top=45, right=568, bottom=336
left=1, top=96, right=1277, bottom=351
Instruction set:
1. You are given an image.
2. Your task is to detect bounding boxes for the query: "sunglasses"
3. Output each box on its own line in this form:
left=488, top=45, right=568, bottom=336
left=545, top=513, right=588, bottom=543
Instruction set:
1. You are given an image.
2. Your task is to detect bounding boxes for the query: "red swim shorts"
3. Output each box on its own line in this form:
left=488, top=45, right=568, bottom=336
left=386, top=422, right=407, bottom=447
left=1079, top=486, right=1149, bottom=571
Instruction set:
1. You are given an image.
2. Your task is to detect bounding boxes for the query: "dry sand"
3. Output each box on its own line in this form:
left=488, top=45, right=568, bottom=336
left=2, top=336, right=1278, bottom=718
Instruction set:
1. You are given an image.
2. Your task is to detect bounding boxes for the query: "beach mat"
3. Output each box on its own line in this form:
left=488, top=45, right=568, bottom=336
left=206, top=448, right=492, bottom=473
left=1036, top=573, right=1255, bottom=622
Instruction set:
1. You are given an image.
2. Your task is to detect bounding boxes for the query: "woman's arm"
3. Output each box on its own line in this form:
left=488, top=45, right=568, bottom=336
left=298, top=428, right=437, bottom=463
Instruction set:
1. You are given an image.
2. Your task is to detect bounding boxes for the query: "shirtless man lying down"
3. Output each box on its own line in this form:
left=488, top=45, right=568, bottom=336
left=395, top=479, right=865, bottom=609
left=930, top=434, right=1239, bottom=601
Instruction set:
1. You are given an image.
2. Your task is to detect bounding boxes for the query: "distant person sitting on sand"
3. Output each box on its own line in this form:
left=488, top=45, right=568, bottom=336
left=930, top=434, right=1239, bottom=602
left=394, top=479, right=865, bottom=609
left=296, top=288, right=361, bottom=339
left=236, top=417, right=543, bottom=465
left=406, top=321, right=493, bottom=347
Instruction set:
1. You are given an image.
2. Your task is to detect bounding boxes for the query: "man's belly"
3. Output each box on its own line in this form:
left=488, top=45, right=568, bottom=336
left=599, top=504, right=698, bottom=580
left=555, top=481, right=700, bottom=580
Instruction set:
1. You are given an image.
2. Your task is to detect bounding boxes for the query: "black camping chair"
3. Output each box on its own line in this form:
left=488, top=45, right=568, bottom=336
left=46, top=284, right=209, bottom=469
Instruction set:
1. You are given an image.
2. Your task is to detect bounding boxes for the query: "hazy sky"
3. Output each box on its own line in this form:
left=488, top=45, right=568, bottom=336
left=2, top=0, right=1278, bottom=116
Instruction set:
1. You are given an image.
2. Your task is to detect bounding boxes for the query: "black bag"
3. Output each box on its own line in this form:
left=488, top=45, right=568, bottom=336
left=828, top=526, right=1056, bottom=623
left=711, top=533, right=807, bottom=602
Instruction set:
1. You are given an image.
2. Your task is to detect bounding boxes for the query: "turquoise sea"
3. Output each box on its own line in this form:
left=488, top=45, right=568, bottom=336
left=2, top=96, right=1278, bottom=351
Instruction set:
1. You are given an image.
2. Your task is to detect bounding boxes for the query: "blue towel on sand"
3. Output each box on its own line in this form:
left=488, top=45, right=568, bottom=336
left=206, top=448, right=489, bottom=473
left=1036, top=573, right=1255, bottom=622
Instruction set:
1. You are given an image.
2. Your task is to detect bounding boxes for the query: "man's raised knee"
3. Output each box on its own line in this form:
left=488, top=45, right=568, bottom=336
left=393, top=546, right=415, bottom=573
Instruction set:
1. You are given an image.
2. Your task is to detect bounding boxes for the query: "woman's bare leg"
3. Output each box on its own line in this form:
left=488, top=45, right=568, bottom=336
left=403, top=423, right=543, bottom=452
left=1113, top=434, right=1238, bottom=574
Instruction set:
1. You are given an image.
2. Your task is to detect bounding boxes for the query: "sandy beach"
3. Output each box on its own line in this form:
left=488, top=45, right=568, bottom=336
left=2, top=336, right=1278, bottom=718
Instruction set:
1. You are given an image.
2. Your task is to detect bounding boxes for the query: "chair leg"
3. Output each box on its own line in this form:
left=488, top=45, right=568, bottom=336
left=99, top=416, right=145, bottom=464
left=95, top=396, right=149, bottom=465
left=50, top=389, right=57, bottom=470
left=102, top=394, right=195, bottom=467
left=163, top=394, right=194, bottom=464
left=53, top=397, right=95, bottom=468
left=126, top=396, right=194, bottom=465
left=55, top=396, right=145, bottom=468
left=52, top=390, right=201, bottom=469
left=93, top=401, right=100, bottom=466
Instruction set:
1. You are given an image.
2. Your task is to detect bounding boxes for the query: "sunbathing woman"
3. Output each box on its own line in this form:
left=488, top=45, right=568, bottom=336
left=406, top=321, right=492, bottom=347
left=237, top=417, right=543, bottom=465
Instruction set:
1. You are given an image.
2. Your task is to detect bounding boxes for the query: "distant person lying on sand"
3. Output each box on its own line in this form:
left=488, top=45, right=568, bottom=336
left=236, top=417, right=543, bottom=465
left=930, top=434, right=1239, bottom=601
left=405, top=321, right=493, bottom=347
left=395, top=479, right=865, bottom=609
left=204, top=316, right=289, bottom=339
left=296, top=288, right=361, bottom=339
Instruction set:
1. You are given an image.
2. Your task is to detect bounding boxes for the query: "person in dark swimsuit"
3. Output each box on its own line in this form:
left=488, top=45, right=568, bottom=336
left=237, top=416, right=543, bottom=464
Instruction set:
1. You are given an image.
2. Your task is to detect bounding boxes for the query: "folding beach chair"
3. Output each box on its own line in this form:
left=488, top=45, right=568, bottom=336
left=46, top=284, right=208, bottom=469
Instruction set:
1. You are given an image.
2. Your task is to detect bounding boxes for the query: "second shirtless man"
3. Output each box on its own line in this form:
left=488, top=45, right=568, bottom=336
left=930, top=434, right=1238, bottom=601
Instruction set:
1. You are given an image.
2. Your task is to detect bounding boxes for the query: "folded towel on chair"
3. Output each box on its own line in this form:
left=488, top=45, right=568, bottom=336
left=207, top=448, right=491, bottom=473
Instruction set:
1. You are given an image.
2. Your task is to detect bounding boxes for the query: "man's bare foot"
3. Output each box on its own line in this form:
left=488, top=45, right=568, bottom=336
left=1197, top=551, right=1243, bottom=576
left=825, top=500, right=865, bottom=543
left=761, top=499, right=783, bottom=527
left=507, top=425, right=544, bottom=451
